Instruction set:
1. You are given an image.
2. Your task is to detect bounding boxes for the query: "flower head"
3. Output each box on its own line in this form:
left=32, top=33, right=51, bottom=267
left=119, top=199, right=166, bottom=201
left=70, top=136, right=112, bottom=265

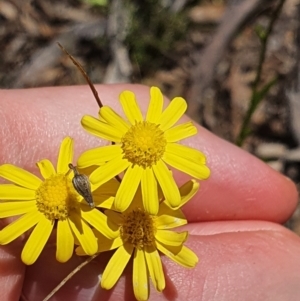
left=78, top=86, right=210, bottom=214
left=0, top=137, right=118, bottom=265
left=76, top=180, right=199, bottom=301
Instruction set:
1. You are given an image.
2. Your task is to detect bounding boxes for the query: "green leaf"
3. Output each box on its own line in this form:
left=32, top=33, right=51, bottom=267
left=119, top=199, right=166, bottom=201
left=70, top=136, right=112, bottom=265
left=254, top=24, right=267, bottom=41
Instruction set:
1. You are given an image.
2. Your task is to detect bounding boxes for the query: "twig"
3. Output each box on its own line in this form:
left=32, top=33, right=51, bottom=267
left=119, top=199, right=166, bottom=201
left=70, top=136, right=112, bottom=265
left=58, top=43, right=123, bottom=183
left=57, top=42, right=103, bottom=108
left=235, top=0, right=286, bottom=146
left=42, top=253, right=100, bottom=301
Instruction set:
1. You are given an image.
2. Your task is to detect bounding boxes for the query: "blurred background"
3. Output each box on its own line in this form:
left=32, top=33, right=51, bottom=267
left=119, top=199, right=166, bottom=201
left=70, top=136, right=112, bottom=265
left=0, top=0, right=300, bottom=231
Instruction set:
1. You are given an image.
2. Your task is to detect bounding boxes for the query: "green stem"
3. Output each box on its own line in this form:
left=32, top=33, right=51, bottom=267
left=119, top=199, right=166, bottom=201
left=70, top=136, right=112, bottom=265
left=236, top=0, right=286, bottom=146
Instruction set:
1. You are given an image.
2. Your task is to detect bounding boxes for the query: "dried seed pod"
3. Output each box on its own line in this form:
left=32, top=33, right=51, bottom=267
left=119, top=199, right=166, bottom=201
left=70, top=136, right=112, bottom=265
left=68, top=163, right=95, bottom=208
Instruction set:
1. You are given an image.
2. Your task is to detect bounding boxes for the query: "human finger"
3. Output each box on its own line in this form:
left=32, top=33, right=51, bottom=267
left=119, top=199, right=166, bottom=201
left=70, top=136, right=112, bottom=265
left=0, top=85, right=297, bottom=223
left=21, top=220, right=300, bottom=301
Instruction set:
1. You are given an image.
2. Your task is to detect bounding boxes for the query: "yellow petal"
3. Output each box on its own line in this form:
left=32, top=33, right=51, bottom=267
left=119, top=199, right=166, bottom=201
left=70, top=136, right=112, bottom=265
left=0, top=210, right=42, bottom=244
left=146, top=87, right=163, bottom=123
left=97, top=112, right=108, bottom=123
left=57, top=137, right=74, bottom=174
left=155, top=230, right=188, bottom=246
left=119, top=90, right=143, bottom=124
left=144, top=245, right=165, bottom=292
left=141, top=168, right=158, bottom=215
left=165, top=143, right=206, bottom=164
left=155, top=201, right=187, bottom=229
left=81, top=208, right=118, bottom=239
left=77, top=145, right=123, bottom=169
left=0, top=184, right=36, bottom=200
left=133, top=248, right=149, bottom=301
left=158, top=97, right=187, bottom=131
left=37, top=159, right=56, bottom=179
left=101, top=243, right=133, bottom=289
left=99, top=106, right=130, bottom=133
left=21, top=217, right=54, bottom=265
left=164, top=122, right=197, bottom=142
left=56, top=219, right=74, bottom=262
left=178, top=180, right=200, bottom=209
left=0, top=200, right=36, bottom=218
left=68, top=212, right=97, bottom=256
left=81, top=115, right=123, bottom=142
left=94, top=196, right=114, bottom=209
left=75, top=246, right=85, bottom=256
left=156, top=242, right=198, bottom=268
left=104, top=210, right=123, bottom=226
left=0, top=164, right=41, bottom=190
left=163, top=151, right=210, bottom=180
left=159, top=180, right=199, bottom=210
left=94, top=229, right=123, bottom=252
left=115, top=165, right=143, bottom=212
left=92, top=178, right=120, bottom=195
left=76, top=231, right=122, bottom=255
left=93, top=179, right=120, bottom=209
left=152, top=160, right=181, bottom=208
left=90, top=157, right=130, bottom=188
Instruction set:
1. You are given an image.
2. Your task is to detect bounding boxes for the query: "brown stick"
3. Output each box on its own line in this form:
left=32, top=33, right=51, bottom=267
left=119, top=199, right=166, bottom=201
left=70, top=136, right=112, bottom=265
left=57, top=42, right=103, bottom=108
left=42, top=254, right=100, bottom=301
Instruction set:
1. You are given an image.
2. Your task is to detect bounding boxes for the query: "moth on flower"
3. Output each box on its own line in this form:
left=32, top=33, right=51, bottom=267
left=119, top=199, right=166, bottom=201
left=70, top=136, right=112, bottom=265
left=76, top=180, right=199, bottom=301
left=68, top=163, right=95, bottom=208
left=78, top=86, right=210, bottom=215
left=0, top=137, right=118, bottom=265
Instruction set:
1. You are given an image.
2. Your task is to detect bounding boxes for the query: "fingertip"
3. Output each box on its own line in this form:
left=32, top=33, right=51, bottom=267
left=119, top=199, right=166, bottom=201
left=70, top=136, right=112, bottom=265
left=1, top=86, right=297, bottom=223
left=184, top=126, right=298, bottom=223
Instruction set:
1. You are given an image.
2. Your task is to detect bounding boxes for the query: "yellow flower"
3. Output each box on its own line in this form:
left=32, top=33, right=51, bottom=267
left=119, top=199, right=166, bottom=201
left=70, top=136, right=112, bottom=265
left=0, top=137, right=118, bottom=265
left=76, top=180, right=199, bottom=301
left=78, top=86, right=210, bottom=214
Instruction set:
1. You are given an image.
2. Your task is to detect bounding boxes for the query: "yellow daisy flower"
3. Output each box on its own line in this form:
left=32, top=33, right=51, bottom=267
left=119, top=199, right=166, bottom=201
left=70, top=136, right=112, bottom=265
left=0, top=137, right=118, bottom=265
left=78, top=86, right=210, bottom=214
left=76, top=180, right=199, bottom=301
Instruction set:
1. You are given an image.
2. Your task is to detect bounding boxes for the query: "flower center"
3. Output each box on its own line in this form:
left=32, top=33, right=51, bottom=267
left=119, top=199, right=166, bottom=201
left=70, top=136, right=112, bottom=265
left=120, top=208, right=156, bottom=249
left=35, top=174, right=80, bottom=221
left=121, top=121, right=167, bottom=168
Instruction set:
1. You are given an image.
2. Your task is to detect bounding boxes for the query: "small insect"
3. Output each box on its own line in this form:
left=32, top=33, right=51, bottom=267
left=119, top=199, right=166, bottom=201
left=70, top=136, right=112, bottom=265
left=67, top=163, right=95, bottom=208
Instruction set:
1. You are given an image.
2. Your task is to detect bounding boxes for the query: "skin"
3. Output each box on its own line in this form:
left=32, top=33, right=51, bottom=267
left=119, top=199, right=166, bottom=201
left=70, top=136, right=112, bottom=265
left=0, top=84, right=299, bottom=301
